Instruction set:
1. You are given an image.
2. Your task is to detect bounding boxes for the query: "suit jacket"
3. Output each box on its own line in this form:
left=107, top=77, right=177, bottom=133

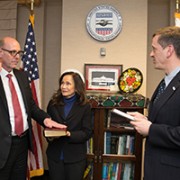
left=144, top=71, right=180, bottom=180
left=0, top=69, right=49, bottom=169
left=46, top=99, right=93, bottom=163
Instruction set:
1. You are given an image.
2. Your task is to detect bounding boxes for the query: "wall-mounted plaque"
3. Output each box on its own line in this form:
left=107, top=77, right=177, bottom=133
left=86, top=5, right=122, bottom=42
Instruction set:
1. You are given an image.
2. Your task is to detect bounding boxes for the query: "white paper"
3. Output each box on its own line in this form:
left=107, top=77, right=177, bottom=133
left=111, top=109, right=135, bottom=121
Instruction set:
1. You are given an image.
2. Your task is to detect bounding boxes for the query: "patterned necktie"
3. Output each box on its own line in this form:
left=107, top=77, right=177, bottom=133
left=154, top=79, right=166, bottom=103
left=7, top=74, right=24, bottom=136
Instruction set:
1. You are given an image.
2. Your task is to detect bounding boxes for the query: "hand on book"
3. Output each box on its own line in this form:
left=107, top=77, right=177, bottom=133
left=127, top=112, right=147, bottom=120
left=128, top=112, right=151, bottom=136
left=44, top=118, right=67, bottom=129
left=44, top=127, right=67, bottom=138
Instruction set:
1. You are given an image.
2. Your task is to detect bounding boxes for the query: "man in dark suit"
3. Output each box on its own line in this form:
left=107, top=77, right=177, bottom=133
left=0, top=36, right=67, bottom=180
left=129, top=26, right=180, bottom=180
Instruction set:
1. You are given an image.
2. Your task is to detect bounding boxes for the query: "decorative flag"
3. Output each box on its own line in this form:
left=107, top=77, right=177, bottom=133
left=175, top=12, right=180, bottom=27
left=21, top=14, right=44, bottom=178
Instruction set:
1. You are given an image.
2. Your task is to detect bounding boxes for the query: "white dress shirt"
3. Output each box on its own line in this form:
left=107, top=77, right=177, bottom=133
left=0, top=68, right=28, bottom=135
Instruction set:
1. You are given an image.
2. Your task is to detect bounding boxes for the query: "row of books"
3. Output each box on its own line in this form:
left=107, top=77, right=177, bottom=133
left=104, top=132, right=135, bottom=155
left=102, top=162, right=134, bottom=180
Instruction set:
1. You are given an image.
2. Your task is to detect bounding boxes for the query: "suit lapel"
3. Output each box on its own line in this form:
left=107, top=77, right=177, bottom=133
left=149, top=72, right=180, bottom=122
left=13, top=70, right=29, bottom=113
left=0, top=76, right=9, bottom=112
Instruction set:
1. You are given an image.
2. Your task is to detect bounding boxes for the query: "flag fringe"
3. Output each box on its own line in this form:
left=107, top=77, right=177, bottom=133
left=175, top=12, right=180, bottom=18
left=30, top=168, right=44, bottom=178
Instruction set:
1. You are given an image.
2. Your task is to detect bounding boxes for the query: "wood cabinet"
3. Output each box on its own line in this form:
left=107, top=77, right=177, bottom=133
left=85, top=93, right=145, bottom=180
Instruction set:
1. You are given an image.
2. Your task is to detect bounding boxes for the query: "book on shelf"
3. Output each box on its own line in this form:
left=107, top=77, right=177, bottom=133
left=44, top=128, right=67, bottom=137
left=104, top=132, right=111, bottom=154
left=115, top=162, right=119, bottom=180
left=87, top=137, right=93, bottom=154
left=111, top=163, right=117, bottom=180
left=117, top=163, right=123, bottom=180
left=117, top=135, right=126, bottom=155
left=110, top=135, right=119, bottom=154
left=83, top=163, right=93, bottom=179
left=106, top=110, right=111, bottom=128
left=107, top=162, right=113, bottom=180
left=123, top=163, right=134, bottom=180
left=102, top=163, right=108, bottom=180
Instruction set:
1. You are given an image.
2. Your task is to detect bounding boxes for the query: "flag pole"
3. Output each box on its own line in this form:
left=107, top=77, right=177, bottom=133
left=176, top=0, right=179, bottom=13
left=17, top=0, right=41, bottom=6
left=175, top=0, right=180, bottom=26
left=30, top=0, right=34, bottom=15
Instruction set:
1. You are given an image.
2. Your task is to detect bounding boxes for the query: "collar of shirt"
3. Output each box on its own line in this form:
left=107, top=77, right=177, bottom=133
left=0, top=67, right=14, bottom=78
left=164, top=67, right=180, bottom=87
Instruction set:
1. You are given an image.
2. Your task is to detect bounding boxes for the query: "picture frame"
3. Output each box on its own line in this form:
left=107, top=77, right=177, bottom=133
left=84, top=64, right=123, bottom=91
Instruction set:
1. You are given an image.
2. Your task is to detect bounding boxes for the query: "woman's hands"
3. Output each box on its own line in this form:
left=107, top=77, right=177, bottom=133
left=66, top=131, right=71, bottom=137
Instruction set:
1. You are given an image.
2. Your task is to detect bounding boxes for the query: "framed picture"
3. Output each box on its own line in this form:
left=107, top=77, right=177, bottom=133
left=84, top=64, right=123, bottom=91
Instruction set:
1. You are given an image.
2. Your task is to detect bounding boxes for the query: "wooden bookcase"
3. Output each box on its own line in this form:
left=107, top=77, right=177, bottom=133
left=85, top=93, right=145, bottom=180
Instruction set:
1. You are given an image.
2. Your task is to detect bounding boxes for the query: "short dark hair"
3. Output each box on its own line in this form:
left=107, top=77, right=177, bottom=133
left=153, top=26, right=180, bottom=58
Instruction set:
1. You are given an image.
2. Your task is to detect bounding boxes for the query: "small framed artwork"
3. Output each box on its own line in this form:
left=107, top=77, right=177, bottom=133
left=84, top=64, right=123, bottom=91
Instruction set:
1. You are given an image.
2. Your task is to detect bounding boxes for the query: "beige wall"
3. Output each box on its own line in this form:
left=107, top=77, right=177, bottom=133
left=147, top=0, right=171, bottom=98
left=61, top=0, right=147, bottom=96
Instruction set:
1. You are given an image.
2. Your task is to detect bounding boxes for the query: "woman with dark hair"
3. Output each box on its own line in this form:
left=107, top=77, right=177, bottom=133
left=46, top=71, right=93, bottom=180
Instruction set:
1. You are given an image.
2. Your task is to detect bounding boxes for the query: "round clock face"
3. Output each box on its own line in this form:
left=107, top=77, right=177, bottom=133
left=86, top=5, right=123, bottom=42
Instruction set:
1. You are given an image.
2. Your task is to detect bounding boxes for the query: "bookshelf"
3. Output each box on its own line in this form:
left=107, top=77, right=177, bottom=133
left=85, top=93, right=145, bottom=180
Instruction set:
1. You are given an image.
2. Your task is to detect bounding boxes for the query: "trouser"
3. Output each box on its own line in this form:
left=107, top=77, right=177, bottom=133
left=0, top=133, right=28, bottom=180
left=48, top=158, right=86, bottom=180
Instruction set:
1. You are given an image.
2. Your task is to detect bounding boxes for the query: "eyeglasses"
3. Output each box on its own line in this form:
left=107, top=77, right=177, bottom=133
left=1, top=48, right=24, bottom=58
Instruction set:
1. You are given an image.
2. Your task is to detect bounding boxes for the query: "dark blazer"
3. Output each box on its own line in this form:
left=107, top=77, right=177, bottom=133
left=46, top=99, right=93, bottom=163
left=0, top=69, right=49, bottom=169
left=144, top=71, right=180, bottom=180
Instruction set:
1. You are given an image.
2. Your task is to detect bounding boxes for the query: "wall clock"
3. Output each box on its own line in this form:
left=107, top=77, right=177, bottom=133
left=86, top=5, right=123, bottom=42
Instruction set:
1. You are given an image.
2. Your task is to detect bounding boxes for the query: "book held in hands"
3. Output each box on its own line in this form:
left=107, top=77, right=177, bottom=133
left=107, top=109, right=134, bottom=129
left=111, top=109, right=135, bottom=121
left=44, top=128, right=67, bottom=137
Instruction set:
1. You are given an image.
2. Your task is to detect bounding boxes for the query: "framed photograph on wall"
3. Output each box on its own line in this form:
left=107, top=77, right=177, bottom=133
left=84, top=64, right=123, bottom=91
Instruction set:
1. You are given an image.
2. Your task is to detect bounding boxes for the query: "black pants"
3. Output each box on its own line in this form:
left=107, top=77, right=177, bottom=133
left=48, top=158, right=86, bottom=180
left=0, top=134, right=28, bottom=180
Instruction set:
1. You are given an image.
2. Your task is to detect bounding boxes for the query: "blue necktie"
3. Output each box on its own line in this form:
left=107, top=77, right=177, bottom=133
left=154, top=79, right=166, bottom=103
